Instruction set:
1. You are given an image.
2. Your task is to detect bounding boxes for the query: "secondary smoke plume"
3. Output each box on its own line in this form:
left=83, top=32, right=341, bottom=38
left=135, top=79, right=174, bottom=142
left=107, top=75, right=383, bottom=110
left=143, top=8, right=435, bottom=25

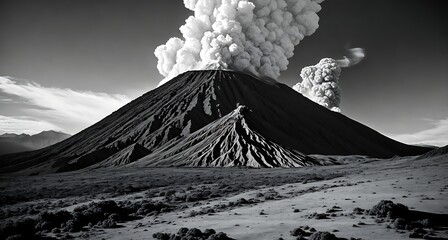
left=155, top=0, right=325, bottom=86
left=293, top=48, right=365, bottom=112
left=293, top=58, right=342, bottom=112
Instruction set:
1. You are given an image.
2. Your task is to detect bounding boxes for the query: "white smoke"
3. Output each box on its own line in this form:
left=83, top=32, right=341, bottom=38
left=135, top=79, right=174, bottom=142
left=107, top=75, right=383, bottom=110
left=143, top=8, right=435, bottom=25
left=335, top=48, right=365, bottom=68
left=293, top=58, right=342, bottom=112
left=155, top=0, right=325, bottom=86
left=293, top=48, right=365, bottom=112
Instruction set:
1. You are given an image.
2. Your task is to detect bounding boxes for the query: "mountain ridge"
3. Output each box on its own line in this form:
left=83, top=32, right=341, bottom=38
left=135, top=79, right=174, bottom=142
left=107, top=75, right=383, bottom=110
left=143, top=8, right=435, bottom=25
left=0, top=70, right=430, bottom=174
left=0, top=130, right=71, bottom=155
left=138, top=105, right=318, bottom=167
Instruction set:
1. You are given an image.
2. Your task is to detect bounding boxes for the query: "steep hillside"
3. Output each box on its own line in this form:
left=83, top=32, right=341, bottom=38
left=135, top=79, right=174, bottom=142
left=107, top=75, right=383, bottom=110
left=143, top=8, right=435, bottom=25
left=0, top=70, right=430, bottom=174
left=140, top=105, right=318, bottom=167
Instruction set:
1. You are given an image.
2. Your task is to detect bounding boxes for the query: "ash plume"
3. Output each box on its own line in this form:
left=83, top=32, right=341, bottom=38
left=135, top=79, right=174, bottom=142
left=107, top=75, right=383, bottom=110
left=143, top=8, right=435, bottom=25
left=293, top=58, right=342, bottom=112
left=293, top=48, right=365, bottom=112
left=155, top=0, right=325, bottom=86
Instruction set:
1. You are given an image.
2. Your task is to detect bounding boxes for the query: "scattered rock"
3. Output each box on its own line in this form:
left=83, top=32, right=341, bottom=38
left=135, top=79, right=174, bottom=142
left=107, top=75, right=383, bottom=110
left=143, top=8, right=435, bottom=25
left=153, top=227, right=232, bottom=240
left=290, top=228, right=307, bottom=237
left=0, top=199, right=172, bottom=239
left=409, top=228, right=427, bottom=238
left=309, top=231, right=337, bottom=240
left=353, top=207, right=366, bottom=215
left=315, top=213, right=329, bottom=220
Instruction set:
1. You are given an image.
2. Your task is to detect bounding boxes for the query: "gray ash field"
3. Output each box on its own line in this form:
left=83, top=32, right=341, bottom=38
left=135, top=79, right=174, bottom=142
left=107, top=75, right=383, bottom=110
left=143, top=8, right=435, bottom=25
left=1, top=151, right=447, bottom=240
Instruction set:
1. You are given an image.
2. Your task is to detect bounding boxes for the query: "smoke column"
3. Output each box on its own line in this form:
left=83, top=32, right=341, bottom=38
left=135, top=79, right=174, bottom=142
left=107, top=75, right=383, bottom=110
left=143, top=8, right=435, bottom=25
left=155, top=0, right=325, bottom=86
left=293, top=58, right=342, bottom=112
left=293, top=48, right=365, bottom=112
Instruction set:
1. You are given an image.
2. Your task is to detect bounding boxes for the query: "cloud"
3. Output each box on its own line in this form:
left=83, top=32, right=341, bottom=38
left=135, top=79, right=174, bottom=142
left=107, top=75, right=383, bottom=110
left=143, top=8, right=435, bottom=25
left=293, top=58, right=342, bottom=112
left=292, top=48, right=365, bottom=112
left=388, top=117, right=448, bottom=147
left=335, top=48, right=366, bottom=68
left=0, top=76, right=131, bottom=134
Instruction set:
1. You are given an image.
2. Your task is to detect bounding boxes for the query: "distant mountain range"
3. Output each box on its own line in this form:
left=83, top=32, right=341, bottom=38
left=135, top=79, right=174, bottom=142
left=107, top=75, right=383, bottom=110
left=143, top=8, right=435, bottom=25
left=0, top=131, right=71, bottom=155
left=0, top=70, right=430, bottom=174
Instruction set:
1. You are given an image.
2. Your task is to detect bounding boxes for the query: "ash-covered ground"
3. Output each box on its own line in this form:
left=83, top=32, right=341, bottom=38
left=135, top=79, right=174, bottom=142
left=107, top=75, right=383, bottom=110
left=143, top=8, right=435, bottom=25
left=1, top=153, right=447, bottom=240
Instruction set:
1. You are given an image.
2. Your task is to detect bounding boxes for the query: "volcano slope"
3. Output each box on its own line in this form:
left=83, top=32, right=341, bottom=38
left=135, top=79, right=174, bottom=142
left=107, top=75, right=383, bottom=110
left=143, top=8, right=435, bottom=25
left=0, top=70, right=429, bottom=174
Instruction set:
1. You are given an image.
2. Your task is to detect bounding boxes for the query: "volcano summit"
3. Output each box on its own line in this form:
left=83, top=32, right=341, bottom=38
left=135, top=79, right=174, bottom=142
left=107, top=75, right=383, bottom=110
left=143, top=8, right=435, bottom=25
left=0, top=70, right=429, bottom=174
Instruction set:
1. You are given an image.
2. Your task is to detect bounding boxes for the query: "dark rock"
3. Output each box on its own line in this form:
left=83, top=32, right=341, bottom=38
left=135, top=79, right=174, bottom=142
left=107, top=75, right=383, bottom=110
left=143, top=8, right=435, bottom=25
left=5, top=235, right=25, bottom=240
left=353, top=207, right=365, bottom=215
left=392, top=218, right=407, bottom=230
left=203, top=229, right=216, bottom=237
left=309, top=231, right=338, bottom=240
left=415, top=219, right=433, bottom=228
left=100, top=219, right=117, bottom=228
left=369, top=200, right=409, bottom=219
left=152, top=232, right=171, bottom=240
left=290, top=228, right=307, bottom=237
left=409, top=228, right=427, bottom=238
left=207, top=232, right=231, bottom=240
left=177, top=227, right=189, bottom=235
left=186, top=228, right=202, bottom=237
left=315, top=213, right=329, bottom=219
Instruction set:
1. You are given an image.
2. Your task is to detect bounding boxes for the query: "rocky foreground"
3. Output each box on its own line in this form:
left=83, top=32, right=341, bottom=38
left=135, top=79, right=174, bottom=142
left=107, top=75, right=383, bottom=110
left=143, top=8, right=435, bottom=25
left=0, top=152, right=447, bottom=240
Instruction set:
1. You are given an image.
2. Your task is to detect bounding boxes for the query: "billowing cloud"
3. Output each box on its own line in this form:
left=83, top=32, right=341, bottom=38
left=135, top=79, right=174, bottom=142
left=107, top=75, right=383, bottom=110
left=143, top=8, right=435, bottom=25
left=293, top=58, right=342, bottom=112
left=293, top=48, right=365, bottom=112
left=0, top=76, right=131, bottom=134
left=155, top=0, right=324, bottom=85
left=388, top=117, right=448, bottom=147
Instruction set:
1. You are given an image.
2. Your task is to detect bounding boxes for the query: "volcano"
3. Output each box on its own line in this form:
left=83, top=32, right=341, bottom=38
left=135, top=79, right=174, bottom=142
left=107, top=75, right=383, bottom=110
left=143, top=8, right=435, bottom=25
left=0, top=70, right=429, bottom=174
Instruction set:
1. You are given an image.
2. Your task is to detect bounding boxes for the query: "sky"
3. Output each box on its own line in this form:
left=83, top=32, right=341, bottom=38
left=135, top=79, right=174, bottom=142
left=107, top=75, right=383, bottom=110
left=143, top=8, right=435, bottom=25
left=0, top=0, right=447, bottom=146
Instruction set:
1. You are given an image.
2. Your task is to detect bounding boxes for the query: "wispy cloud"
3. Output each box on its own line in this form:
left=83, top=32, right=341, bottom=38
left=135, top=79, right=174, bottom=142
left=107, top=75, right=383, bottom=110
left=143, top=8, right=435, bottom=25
left=0, top=76, right=131, bottom=134
left=388, top=117, right=448, bottom=147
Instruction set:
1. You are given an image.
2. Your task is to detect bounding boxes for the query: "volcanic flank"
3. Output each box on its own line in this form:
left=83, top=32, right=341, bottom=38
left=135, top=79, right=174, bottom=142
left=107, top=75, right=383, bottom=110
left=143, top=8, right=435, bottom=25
left=0, top=70, right=429, bottom=174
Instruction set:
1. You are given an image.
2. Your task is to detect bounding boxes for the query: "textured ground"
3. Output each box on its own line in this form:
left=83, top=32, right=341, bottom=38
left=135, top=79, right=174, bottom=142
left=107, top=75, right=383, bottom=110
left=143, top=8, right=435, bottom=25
left=1, top=153, right=447, bottom=240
